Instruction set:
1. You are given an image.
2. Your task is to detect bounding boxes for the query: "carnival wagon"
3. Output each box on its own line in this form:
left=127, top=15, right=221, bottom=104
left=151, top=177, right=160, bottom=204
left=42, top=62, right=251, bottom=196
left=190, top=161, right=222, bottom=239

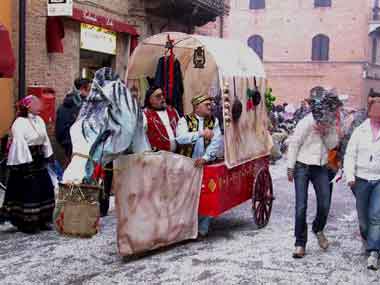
left=111, top=32, right=275, bottom=256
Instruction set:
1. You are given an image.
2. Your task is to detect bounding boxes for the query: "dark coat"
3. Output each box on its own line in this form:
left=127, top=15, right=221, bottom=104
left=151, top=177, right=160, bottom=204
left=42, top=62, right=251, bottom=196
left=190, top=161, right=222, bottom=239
left=55, top=91, right=84, bottom=150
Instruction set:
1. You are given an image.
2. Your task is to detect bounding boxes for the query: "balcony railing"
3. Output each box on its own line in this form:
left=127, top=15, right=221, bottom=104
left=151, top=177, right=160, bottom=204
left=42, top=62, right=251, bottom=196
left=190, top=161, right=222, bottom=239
left=144, top=0, right=229, bottom=26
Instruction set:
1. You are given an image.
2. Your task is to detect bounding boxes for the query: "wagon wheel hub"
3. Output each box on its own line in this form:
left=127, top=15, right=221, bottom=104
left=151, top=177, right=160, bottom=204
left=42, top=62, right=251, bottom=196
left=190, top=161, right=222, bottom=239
left=252, top=168, right=274, bottom=229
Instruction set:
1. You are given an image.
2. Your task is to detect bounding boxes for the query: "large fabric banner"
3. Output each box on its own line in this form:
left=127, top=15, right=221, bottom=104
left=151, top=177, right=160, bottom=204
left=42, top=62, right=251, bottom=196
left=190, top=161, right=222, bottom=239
left=112, top=152, right=203, bottom=256
left=222, top=76, right=273, bottom=168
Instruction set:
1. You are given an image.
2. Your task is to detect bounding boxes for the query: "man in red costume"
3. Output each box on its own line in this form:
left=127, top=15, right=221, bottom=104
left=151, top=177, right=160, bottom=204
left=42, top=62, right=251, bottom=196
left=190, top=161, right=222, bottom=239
left=143, top=86, right=180, bottom=152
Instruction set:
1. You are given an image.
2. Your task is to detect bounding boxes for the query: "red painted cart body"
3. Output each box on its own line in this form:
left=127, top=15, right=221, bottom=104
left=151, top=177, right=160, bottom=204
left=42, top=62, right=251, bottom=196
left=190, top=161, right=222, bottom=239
left=199, top=156, right=273, bottom=227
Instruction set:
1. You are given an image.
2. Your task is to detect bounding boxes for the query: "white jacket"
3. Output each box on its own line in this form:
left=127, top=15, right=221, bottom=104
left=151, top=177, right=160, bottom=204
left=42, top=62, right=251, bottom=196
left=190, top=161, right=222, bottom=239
left=287, top=114, right=338, bottom=169
left=344, top=119, right=380, bottom=183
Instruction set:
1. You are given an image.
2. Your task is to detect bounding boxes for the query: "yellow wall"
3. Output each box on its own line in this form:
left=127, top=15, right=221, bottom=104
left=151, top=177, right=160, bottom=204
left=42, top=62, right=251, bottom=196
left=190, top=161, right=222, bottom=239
left=0, top=0, right=14, bottom=137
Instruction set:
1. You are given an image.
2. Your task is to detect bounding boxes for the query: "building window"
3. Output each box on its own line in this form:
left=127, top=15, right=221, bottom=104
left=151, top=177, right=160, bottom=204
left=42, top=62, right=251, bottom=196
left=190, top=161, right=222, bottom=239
left=312, top=34, right=329, bottom=61
left=249, top=0, right=265, bottom=10
left=371, top=37, right=380, bottom=64
left=248, top=35, right=264, bottom=60
left=314, top=0, right=331, bottom=7
left=310, top=86, right=325, bottom=97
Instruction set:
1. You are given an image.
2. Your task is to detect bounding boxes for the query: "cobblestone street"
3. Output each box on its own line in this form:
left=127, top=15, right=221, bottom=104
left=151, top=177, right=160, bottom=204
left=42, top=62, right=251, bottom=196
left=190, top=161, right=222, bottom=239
left=0, top=160, right=379, bottom=284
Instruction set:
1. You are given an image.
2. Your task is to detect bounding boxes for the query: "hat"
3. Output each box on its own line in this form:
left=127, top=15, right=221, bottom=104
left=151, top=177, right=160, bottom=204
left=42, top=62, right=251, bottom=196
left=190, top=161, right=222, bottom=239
left=18, top=95, right=38, bottom=109
left=191, top=94, right=212, bottom=106
left=144, top=86, right=163, bottom=108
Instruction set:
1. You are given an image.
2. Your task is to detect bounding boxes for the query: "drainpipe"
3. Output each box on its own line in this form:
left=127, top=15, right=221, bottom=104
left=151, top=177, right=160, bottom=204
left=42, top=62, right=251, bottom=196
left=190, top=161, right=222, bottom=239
left=18, top=0, right=26, bottom=99
left=219, top=16, right=224, bottom=38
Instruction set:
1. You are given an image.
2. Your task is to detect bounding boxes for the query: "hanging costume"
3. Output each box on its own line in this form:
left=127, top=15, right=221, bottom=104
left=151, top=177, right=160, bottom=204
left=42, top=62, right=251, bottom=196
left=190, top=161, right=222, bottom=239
left=154, top=56, right=184, bottom=116
left=144, top=106, right=179, bottom=152
left=2, top=96, right=55, bottom=232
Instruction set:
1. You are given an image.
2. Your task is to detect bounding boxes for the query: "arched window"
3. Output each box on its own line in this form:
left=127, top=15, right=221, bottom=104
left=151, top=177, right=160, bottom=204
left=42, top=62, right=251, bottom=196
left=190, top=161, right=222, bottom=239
left=314, top=0, right=331, bottom=7
left=249, top=0, right=265, bottom=10
left=248, top=35, right=264, bottom=60
left=310, top=86, right=325, bottom=97
left=312, top=34, right=329, bottom=61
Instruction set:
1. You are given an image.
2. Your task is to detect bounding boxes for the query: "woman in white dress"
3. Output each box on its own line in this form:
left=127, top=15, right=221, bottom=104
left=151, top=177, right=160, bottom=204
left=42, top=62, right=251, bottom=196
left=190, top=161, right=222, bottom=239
left=1, top=95, right=55, bottom=233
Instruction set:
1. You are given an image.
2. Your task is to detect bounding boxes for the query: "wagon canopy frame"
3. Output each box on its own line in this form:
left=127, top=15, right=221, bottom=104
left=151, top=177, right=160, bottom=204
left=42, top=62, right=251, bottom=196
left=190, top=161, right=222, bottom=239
left=126, top=32, right=272, bottom=169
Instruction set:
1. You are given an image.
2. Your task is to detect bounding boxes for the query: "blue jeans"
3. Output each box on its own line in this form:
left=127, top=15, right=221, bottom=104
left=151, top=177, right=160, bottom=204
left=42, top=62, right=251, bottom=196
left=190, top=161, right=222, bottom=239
left=198, top=216, right=212, bottom=236
left=294, top=162, right=332, bottom=247
left=352, top=177, right=380, bottom=252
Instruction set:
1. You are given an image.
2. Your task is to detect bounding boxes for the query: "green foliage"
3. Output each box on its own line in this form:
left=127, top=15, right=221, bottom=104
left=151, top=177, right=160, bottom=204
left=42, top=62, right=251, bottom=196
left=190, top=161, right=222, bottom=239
left=265, top=88, right=276, bottom=111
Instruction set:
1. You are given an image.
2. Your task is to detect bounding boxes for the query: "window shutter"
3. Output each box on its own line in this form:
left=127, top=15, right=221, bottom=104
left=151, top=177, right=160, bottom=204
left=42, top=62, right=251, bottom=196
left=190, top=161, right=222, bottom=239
left=372, top=38, right=378, bottom=64
left=248, top=35, right=263, bottom=60
left=315, top=0, right=331, bottom=7
left=312, top=35, right=329, bottom=61
left=312, top=36, right=321, bottom=60
left=250, top=0, right=265, bottom=10
left=321, top=36, right=329, bottom=60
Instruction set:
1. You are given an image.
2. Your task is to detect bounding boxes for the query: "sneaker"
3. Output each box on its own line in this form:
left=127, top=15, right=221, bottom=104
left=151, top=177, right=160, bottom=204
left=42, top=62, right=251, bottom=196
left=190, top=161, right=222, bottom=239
left=292, top=246, right=305, bottom=259
left=367, top=251, right=379, bottom=270
left=315, top=231, right=329, bottom=250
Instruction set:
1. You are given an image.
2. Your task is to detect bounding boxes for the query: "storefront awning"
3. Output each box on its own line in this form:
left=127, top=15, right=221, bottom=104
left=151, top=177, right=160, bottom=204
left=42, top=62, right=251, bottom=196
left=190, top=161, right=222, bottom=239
left=0, top=24, right=15, bottom=78
left=71, top=8, right=138, bottom=36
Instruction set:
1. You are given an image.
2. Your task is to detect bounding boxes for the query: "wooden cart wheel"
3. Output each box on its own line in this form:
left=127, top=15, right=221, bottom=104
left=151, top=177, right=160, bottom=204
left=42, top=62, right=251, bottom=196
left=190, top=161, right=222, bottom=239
left=252, top=167, right=274, bottom=229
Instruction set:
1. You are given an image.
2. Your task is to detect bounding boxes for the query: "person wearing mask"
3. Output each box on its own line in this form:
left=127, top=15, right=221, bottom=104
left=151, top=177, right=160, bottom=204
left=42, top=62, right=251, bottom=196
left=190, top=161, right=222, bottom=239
left=287, top=92, right=340, bottom=258
left=55, top=78, right=91, bottom=160
left=0, top=95, right=55, bottom=233
left=344, top=90, right=380, bottom=270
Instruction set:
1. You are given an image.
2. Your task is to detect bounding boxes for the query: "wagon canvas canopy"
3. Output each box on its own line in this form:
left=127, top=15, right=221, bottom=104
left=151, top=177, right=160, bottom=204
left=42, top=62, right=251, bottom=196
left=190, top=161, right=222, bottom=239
left=127, top=32, right=272, bottom=169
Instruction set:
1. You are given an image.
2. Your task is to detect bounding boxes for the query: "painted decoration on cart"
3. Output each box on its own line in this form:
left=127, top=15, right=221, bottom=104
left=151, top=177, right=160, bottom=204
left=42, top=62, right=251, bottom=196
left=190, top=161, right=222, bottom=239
left=113, top=151, right=202, bottom=256
left=222, top=76, right=272, bottom=168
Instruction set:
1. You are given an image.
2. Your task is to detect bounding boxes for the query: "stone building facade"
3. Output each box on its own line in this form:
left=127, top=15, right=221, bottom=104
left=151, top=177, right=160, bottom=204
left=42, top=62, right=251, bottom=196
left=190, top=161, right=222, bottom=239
left=226, top=0, right=380, bottom=108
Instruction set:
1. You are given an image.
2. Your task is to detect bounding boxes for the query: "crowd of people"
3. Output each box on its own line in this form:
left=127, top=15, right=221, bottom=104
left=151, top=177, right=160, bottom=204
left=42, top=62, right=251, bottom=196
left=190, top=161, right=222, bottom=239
left=0, top=79, right=224, bottom=237
left=1, top=76, right=380, bottom=271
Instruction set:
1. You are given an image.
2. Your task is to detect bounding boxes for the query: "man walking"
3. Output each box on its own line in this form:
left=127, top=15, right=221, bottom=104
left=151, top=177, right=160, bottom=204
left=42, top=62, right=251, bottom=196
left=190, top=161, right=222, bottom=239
left=287, top=91, right=340, bottom=258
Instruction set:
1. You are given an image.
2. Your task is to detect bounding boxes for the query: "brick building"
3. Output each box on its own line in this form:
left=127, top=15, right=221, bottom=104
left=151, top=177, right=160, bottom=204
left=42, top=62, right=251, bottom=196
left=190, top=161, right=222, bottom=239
left=0, top=0, right=228, bottom=140
left=226, top=0, right=380, bottom=108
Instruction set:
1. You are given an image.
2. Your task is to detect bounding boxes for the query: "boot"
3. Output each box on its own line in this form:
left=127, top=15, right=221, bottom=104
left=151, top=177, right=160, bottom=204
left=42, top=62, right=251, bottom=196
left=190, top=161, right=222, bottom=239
left=315, top=231, right=329, bottom=250
left=292, top=246, right=305, bottom=258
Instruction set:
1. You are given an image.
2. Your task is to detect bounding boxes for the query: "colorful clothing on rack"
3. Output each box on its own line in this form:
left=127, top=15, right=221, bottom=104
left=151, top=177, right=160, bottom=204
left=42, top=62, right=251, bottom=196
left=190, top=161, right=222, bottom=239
left=154, top=56, right=184, bottom=116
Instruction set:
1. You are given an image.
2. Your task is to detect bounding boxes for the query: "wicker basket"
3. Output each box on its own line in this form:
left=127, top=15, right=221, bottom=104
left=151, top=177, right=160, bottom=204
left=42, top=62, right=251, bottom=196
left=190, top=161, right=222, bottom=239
left=54, top=183, right=102, bottom=238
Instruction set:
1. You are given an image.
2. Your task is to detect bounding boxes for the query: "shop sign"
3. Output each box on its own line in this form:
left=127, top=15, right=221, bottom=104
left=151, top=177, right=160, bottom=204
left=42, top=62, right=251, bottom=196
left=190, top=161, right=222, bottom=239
left=47, top=0, right=73, bottom=16
left=80, top=23, right=117, bottom=55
